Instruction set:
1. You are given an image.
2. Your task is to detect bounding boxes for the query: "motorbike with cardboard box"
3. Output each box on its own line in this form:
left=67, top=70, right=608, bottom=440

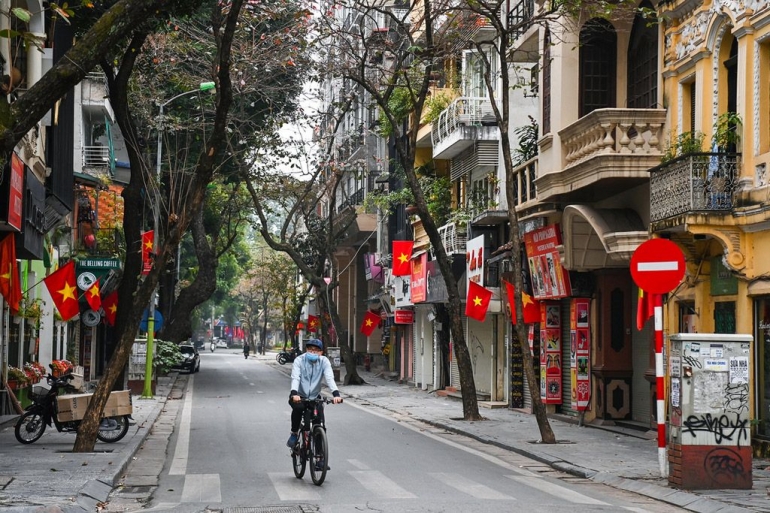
left=14, top=365, right=132, bottom=444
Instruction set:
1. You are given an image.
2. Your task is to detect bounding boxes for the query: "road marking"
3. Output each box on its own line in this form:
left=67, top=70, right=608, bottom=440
left=348, top=459, right=370, bottom=470
left=181, top=473, right=221, bottom=503
left=638, top=261, right=678, bottom=271
left=169, top=376, right=194, bottom=475
left=431, top=472, right=514, bottom=500
left=506, top=475, right=607, bottom=505
left=349, top=470, right=417, bottom=498
left=268, top=472, right=321, bottom=501
left=345, top=400, right=536, bottom=476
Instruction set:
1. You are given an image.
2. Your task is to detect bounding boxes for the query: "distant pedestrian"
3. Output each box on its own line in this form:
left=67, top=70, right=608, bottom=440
left=243, top=342, right=250, bottom=359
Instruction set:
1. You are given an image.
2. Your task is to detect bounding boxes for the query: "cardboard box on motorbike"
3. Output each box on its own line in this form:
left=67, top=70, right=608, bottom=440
left=56, top=390, right=132, bottom=422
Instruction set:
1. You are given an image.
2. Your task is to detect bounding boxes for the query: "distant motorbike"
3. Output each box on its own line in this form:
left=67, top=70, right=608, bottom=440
left=276, top=346, right=301, bottom=365
left=14, top=368, right=130, bottom=445
left=210, top=341, right=215, bottom=352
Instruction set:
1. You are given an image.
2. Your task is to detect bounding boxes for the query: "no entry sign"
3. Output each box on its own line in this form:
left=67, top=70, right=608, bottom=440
left=630, top=239, right=686, bottom=294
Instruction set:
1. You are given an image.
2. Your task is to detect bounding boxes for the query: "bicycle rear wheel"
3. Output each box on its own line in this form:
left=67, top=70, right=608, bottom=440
left=309, top=425, right=328, bottom=485
left=291, top=433, right=306, bottom=478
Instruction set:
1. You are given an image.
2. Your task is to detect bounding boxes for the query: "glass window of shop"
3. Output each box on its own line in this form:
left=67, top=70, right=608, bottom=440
left=755, top=297, right=770, bottom=438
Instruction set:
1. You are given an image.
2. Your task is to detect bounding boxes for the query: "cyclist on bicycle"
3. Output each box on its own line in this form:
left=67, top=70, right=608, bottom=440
left=287, top=338, right=342, bottom=448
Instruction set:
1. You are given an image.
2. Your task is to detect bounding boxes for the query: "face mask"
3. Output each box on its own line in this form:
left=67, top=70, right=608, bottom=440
left=306, top=353, right=319, bottom=362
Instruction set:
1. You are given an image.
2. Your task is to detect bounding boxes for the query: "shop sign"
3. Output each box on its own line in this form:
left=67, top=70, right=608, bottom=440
left=7, top=153, right=23, bottom=230
left=426, top=260, right=448, bottom=303
left=570, top=298, right=590, bottom=411
left=466, top=235, right=485, bottom=286
left=410, top=252, right=427, bottom=303
left=394, top=309, right=414, bottom=324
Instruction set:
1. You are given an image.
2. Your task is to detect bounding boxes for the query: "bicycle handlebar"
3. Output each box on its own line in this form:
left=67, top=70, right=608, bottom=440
left=298, top=397, right=342, bottom=405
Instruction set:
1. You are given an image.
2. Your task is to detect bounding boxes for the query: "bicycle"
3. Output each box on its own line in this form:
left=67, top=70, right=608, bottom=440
left=290, top=397, right=340, bottom=485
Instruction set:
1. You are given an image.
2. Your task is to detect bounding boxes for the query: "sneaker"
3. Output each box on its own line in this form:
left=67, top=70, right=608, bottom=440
left=315, top=459, right=328, bottom=471
left=286, top=433, right=298, bottom=448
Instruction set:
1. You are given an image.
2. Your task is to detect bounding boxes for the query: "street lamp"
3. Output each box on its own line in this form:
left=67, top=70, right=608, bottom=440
left=142, top=81, right=216, bottom=398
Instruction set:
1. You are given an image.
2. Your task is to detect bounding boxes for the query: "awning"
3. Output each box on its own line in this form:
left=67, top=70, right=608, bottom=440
left=562, top=205, right=647, bottom=271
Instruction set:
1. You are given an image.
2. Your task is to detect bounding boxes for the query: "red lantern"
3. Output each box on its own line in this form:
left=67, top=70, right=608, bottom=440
left=84, top=234, right=96, bottom=248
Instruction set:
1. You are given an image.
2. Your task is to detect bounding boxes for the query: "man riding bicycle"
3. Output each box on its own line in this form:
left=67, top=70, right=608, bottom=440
left=287, top=338, right=342, bottom=448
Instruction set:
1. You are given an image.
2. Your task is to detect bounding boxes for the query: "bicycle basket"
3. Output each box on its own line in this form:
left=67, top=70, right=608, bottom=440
left=31, top=383, right=51, bottom=400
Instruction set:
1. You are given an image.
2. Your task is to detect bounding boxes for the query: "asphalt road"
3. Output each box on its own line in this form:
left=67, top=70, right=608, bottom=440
left=113, top=350, right=686, bottom=512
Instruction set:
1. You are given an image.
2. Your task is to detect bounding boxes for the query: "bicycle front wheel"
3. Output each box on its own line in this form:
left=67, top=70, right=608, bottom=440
left=292, top=434, right=306, bottom=479
left=309, top=425, right=328, bottom=485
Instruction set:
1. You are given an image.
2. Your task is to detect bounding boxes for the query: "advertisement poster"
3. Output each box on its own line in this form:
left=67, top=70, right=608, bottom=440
left=570, top=298, right=590, bottom=411
left=410, top=252, right=427, bottom=303
left=524, top=224, right=572, bottom=299
left=540, top=302, right=562, bottom=403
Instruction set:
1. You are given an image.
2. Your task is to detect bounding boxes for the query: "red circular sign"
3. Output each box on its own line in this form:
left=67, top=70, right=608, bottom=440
left=630, top=239, right=686, bottom=294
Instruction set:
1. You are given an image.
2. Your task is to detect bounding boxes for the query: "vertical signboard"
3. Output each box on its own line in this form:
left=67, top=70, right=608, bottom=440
left=524, top=224, right=571, bottom=299
left=410, top=252, right=427, bottom=303
left=540, top=302, right=562, bottom=403
left=570, top=298, right=590, bottom=411
left=466, top=235, right=485, bottom=285
left=8, top=153, right=24, bottom=230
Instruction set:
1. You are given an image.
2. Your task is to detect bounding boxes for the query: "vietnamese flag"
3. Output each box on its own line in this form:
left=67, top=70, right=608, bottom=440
left=636, top=288, right=654, bottom=331
left=307, top=314, right=319, bottom=332
left=85, top=281, right=102, bottom=312
left=102, top=291, right=118, bottom=326
left=504, top=280, right=540, bottom=324
left=0, top=233, right=22, bottom=315
left=141, top=230, right=154, bottom=275
left=360, top=310, right=381, bottom=336
left=392, top=240, right=414, bottom=276
left=43, top=260, right=80, bottom=321
left=465, top=280, right=492, bottom=322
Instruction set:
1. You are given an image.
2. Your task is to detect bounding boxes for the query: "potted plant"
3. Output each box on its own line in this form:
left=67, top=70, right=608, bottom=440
left=7, top=366, right=29, bottom=389
left=51, top=359, right=73, bottom=377
left=24, top=362, right=45, bottom=384
left=712, top=112, right=742, bottom=152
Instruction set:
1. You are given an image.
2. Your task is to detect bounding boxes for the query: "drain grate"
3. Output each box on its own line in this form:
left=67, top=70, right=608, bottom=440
left=225, top=505, right=318, bottom=513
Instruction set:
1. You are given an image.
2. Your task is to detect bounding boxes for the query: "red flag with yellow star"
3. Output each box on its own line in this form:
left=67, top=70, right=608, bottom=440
left=43, top=260, right=80, bottom=321
left=85, top=281, right=102, bottom=312
left=307, top=314, right=319, bottom=332
left=392, top=240, right=413, bottom=276
left=102, top=291, right=118, bottom=326
left=0, top=233, right=22, bottom=315
left=504, top=280, right=540, bottom=324
left=465, top=280, right=492, bottom=322
left=360, top=310, right=380, bottom=336
left=141, top=230, right=154, bottom=275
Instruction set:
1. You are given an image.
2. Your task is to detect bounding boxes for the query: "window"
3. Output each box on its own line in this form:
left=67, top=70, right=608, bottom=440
left=579, top=19, right=617, bottom=117
left=463, top=50, right=496, bottom=98
left=542, top=29, right=551, bottom=134
left=627, top=1, right=658, bottom=109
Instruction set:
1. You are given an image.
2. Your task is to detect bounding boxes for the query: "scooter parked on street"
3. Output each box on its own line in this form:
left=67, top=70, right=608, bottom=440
left=276, top=346, right=301, bottom=365
left=14, top=367, right=131, bottom=445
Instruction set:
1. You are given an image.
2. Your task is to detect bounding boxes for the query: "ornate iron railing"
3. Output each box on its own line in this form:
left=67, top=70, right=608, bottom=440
left=431, top=97, right=497, bottom=148
left=649, top=153, right=741, bottom=222
left=507, top=0, right=534, bottom=42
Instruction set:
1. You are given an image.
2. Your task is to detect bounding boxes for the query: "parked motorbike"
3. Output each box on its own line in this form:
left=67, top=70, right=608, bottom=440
left=276, top=346, right=301, bottom=365
left=14, top=368, right=130, bottom=445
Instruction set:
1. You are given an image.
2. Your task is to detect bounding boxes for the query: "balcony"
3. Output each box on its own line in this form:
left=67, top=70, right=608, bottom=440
left=336, top=187, right=365, bottom=214
left=431, top=97, right=499, bottom=159
left=507, top=0, right=534, bottom=43
left=537, top=108, right=666, bottom=202
left=649, top=153, right=740, bottom=225
left=75, top=227, right=125, bottom=257
left=436, top=222, right=467, bottom=256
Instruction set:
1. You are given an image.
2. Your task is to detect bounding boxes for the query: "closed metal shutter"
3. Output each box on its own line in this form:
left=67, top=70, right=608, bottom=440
left=469, top=317, right=494, bottom=396
left=560, top=299, right=577, bottom=417
left=450, top=318, right=467, bottom=389
left=522, top=325, right=539, bottom=411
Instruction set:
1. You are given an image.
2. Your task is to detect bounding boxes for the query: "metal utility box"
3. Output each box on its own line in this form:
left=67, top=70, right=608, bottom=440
left=668, top=333, right=752, bottom=490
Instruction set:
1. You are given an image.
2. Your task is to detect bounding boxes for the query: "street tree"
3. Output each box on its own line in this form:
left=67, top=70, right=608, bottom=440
left=73, top=0, right=247, bottom=452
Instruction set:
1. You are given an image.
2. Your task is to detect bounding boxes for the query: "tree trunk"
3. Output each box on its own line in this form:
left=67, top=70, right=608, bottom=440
left=160, top=206, right=218, bottom=343
left=321, top=286, right=364, bottom=385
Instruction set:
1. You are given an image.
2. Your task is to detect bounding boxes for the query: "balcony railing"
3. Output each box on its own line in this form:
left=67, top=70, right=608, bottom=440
left=650, top=153, right=740, bottom=222
left=337, top=187, right=365, bottom=213
left=559, top=108, right=665, bottom=167
left=83, top=146, right=110, bottom=167
left=75, top=227, right=125, bottom=256
left=431, top=97, right=497, bottom=148
left=437, top=222, right=467, bottom=256
left=511, top=156, right=537, bottom=207
left=507, top=0, right=534, bottom=42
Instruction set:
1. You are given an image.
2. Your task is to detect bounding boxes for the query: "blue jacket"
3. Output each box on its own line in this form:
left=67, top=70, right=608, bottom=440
left=290, top=353, right=339, bottom=399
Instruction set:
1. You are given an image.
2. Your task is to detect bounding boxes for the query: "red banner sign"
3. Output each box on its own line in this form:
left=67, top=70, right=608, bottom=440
left=570, top=298, right=590, bottom=411
left=394, top=309, right=414, bottom=324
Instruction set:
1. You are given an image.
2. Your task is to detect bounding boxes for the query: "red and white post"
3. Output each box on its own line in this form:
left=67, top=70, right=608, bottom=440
left=653, top=292, right=667, bottom=478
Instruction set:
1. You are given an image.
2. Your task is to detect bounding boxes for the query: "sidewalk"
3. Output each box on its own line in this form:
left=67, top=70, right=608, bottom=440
left=326, top=360, right=770, bottom=513
left=0, top=376, right=179, bottom=513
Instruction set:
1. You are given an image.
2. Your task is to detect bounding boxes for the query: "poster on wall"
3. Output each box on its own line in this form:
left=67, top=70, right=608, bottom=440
left=524, top=224, right=572, bottom=299
left=540, top=302, right=562, bottom=404
left=570, top=298, right=590, bottom=411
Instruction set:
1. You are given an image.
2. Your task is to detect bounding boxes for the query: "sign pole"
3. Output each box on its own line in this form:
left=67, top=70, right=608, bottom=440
left=653, top=292, right=667, bottom=478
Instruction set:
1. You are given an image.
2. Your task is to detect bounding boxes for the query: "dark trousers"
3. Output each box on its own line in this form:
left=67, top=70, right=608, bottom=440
left=289, top=398, right=325, bottom=433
